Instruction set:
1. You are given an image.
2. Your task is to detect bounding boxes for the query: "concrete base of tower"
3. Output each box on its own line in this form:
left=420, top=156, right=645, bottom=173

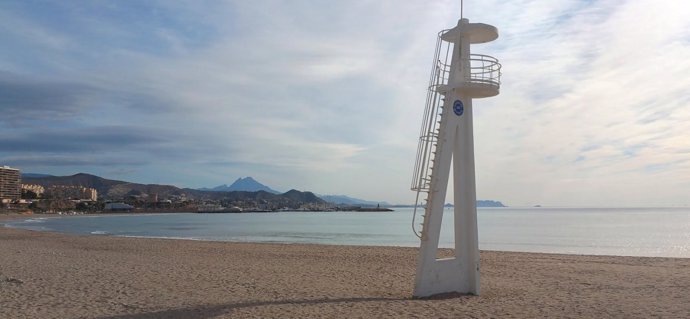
left=413, top=256, right=480, bottom=298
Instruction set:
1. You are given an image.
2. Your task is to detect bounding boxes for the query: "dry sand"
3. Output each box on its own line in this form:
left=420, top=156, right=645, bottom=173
left=1, top=215, right=689, bottom=319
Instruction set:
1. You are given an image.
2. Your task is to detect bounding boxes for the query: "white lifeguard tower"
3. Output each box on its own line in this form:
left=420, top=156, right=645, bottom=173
left=410, top=6, right=501, bottom=297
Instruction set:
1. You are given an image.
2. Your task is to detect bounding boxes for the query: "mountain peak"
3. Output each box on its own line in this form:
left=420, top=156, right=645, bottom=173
left=72, top=172, right=98, bottom=178
left=234, top=176, right=258, bottom=183
left=206, top=177, right=279, bottom=194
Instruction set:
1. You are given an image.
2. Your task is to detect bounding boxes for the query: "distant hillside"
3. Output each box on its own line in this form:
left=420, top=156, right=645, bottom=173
left=21, top=173, right=54, bottom=179
left=445, top=200, right=507, bottom=207
left=477, top=200, right=506, bottom=207
left=319, top=194, right=390, bottom=207
left=394, top=200, right=507, bottom=208
left=283, top=189, right=322, bottom=203
left=22, top=173, right=324, bottom=207
left=200, top=177, right=279, bottom=194
left=23, top=173, right=183, bottom=199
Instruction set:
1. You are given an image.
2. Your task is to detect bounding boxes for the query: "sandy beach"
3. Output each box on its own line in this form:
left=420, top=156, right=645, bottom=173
left=1, top=215, right=689, bottom=318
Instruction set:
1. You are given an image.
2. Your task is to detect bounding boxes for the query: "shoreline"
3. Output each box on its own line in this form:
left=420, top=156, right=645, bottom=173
left=2, top=226, right=689, bottom=318
left=3, top=213, right=689, bottom=260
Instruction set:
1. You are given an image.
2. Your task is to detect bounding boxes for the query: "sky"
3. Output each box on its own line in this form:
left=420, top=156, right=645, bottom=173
left=1, top=0, right=690, bottom=207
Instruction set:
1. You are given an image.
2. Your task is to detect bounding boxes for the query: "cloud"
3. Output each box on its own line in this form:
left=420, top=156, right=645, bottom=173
left=0, top=155, right=146, bottom=167
left=470, top=0, right=690, bottom=206
left=0, top=72, right=97, bottom=123
left=0, top=126, right=169, bottom=152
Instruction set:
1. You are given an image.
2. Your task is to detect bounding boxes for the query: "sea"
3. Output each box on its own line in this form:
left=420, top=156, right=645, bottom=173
left=4, top=207, right=690, bottom=258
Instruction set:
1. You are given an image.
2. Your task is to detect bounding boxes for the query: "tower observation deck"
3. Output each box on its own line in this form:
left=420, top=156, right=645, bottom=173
left=433, top=20, right=501, bottom=98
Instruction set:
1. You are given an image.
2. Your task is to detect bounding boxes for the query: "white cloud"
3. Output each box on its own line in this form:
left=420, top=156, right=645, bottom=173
left=471, top=0, right=690, bottom=206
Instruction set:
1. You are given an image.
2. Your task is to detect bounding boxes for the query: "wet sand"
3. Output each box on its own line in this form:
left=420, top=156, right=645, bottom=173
left=1, top=217, right=689, bottom=318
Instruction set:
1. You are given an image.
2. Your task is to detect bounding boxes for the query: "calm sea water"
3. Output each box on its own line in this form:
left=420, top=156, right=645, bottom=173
left=4, top=207, right=690, bottom=258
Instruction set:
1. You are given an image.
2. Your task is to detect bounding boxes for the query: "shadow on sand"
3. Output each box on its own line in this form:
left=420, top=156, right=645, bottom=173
left=91, top=296, right=412, bottom=319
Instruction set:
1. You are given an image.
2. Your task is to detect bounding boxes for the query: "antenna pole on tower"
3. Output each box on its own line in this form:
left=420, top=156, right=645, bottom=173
left=461, top=0, right=464, bottom=19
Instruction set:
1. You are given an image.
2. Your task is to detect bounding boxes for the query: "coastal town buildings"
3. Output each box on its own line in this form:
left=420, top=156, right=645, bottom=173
left=104, top=202, right=134, bottom=211
left=0, top=166, right=21, bottom=203
left=21, top=184, right=45, bottom=197
left=46, top=185, right=98, bottom=201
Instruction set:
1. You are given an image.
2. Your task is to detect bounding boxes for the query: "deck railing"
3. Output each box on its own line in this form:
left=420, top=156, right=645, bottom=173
left=467, top=54, right=501, bottom=87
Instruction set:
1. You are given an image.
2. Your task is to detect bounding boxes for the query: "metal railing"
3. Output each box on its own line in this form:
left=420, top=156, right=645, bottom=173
left=410, top=33, right=452, bottom=239
left=467, top=54, right=501, bottom=87
left=411, top=34, right=449, bottom=194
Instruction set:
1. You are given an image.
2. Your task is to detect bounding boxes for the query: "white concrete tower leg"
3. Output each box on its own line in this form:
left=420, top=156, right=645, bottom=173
left=452, top=18, right=480, bottom=295
left=453, top=95, right=480, bottom=295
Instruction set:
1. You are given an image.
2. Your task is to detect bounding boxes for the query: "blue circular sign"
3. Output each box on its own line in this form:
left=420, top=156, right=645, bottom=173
left=453, top=100, right=464, bottom=116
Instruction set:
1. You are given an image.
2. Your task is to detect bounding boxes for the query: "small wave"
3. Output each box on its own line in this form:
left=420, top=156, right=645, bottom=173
left=90, top=231, right=109, bottom=235
left=24, top=218, right=48, bottom=223
left=165, top=227, right=197, bottom=231
left=4, top=224, right=49, bottom=231
left=115, top=235, right=205, bottom=241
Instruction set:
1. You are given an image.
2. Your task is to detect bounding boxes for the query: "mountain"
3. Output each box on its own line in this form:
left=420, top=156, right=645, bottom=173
left=283, top=189, right=322, bottom=203
left=477, top=200, right=506, bottom=207
left=319, top=194, right=390, bottom=207
left=392, top=200, right=507, bottom=208
left=23, top=173, right=183, bottom=199
left=444, top=200, right=506, bottom=207
left=201, top=177, right=279, bottom=194
left=444, top=200, right=507, bottom=207
left=21, top=173, right=54, bottom=179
